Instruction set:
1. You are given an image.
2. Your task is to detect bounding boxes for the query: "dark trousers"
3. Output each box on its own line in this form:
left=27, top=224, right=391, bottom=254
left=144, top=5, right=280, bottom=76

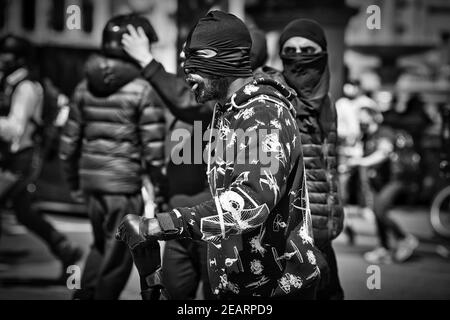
left=162, top=191, right=214, bottom=300
left=74, top=193, right=143, bottom=300
left=0, top=148, right=65, bottom=252
left=162, top=238, right=213, bottom=300
left=316, top=242, right=344, bottom=300
left=373, top=181, right=407, bottom=249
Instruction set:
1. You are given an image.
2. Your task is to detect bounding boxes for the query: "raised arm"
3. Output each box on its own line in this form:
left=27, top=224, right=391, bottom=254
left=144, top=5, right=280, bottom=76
left=122, top=25, right=213, bottom=125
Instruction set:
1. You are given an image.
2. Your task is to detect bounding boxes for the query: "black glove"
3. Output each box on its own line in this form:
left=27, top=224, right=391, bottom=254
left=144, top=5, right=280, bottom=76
left=116, top=215, right=168, bottom=300
left=115, top=214, right=163, bottom=250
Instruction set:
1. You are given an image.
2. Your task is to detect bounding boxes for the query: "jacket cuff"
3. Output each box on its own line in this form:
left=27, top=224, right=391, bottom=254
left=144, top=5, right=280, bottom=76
left=142, top=60, right=163, bottom=81
left=155, top=210, right=184, bottom=240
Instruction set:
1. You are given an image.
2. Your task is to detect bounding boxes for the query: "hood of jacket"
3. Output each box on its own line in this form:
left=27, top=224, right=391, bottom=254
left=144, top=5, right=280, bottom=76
left=227, top=77, right=297, bottom=118
left=84, top=54, right=141, bottom=97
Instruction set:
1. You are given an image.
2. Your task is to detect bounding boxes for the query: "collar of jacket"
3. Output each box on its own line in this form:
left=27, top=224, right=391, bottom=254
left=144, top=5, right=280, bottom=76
left=224, top=77, right=297, bottom=117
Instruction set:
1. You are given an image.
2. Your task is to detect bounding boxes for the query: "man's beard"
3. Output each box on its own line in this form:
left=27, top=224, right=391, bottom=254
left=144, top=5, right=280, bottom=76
left=194, top=76, right=231, bottom=104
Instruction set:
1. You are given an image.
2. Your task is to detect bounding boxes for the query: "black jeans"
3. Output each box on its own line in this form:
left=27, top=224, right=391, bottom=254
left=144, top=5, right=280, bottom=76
left=0, top=148, right=65, bottom=252
left=373, top=181, right=407, bottom=249
left=74, top=193, right=142, bottom=300
left=316, top=242, right=344, bottom=300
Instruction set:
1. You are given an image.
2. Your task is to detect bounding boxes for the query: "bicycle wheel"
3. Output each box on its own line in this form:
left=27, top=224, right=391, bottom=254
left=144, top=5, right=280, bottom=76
left=430, top=185, right=450, bottom=238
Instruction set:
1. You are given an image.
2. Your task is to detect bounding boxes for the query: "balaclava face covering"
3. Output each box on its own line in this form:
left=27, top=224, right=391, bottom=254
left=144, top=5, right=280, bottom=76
left=279, top=19, right=331, bottom=135
left=183, top=10, right=253, bottom=78
left=279, top=19, right=329, bottom=101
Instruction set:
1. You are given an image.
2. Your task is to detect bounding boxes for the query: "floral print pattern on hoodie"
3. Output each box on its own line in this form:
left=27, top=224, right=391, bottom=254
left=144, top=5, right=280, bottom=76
left=157, top=77, right=321, bottom=298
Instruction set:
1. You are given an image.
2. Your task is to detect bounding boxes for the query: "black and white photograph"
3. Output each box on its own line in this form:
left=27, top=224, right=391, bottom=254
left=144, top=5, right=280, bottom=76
left=0, top=0, right=449, bottom=304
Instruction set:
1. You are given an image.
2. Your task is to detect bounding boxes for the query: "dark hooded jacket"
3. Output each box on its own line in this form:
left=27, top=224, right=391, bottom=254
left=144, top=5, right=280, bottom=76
left=60, top=54, right=166, bottom=195
left=290, top=70, right=344, bottom=249
left=256, top=65, right=344, bottom=249
left=155, top=78, right=321, bottom=298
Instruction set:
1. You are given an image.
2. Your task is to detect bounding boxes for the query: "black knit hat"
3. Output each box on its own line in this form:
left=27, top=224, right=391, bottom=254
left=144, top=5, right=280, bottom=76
left=184, top=10, right=253, bottom=78
left=279, top=19, right=327, bottom=51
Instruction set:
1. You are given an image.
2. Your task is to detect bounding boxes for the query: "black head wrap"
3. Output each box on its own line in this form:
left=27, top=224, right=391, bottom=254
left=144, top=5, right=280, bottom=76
left=279, top=19, right=331, bottom=135
left=183, top=11, right=252, bottom=78
left=279, top=19, right=327, bottom=51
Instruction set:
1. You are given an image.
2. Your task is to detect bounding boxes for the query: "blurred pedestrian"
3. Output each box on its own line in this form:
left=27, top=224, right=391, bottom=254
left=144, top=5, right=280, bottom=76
left=122, top=23, right=214, bottom=300
left=0, top=34, right=82, bottom=276
left=346, top=105, right=419, bottom=264
left=336, top=82, right=378, bottom=245
left=59, top=14, right=166, bottom=299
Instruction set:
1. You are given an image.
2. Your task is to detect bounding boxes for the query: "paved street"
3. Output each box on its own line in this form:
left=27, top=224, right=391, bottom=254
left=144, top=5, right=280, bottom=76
left=1, top=207, right=449, bottom=300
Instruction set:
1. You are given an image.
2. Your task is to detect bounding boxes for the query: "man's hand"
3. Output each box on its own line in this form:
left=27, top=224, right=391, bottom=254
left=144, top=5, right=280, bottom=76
left=122, top=25, right=154, bottom=68
left=115, top=214, right=163, bottom=250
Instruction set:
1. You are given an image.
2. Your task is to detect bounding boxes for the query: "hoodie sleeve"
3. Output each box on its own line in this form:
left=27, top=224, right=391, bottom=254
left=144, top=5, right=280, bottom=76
left=156, top=101, right=301, bottom=242
left=138, top=83, right=167, bottom=197
left=59, top=83, right=84, bottom=191
left=142, top=60, right=214, bottom=124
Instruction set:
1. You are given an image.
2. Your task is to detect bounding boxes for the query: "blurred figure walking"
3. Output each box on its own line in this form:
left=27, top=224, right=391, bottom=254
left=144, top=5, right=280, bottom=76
left=346, top=105, right=419, bottom=264
left=60, top=14, right=166, bottom=299
left=0, top=34, right=82, bottom=277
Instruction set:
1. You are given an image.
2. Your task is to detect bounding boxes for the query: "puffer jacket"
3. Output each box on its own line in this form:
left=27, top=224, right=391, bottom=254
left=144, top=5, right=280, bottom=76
left=257, top=66, right=344, bottom=249
left=60, top=54, right=165, bottom=195
left=155, top=77, right=322, bottom=298
left=297, top=98, right=344, bottom=248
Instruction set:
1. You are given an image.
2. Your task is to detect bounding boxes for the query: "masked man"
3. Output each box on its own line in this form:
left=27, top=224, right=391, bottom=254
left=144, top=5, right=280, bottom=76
left=278, top=19, right=345, bottom=300
left=117, top=11, right=322, bottom=299
left=0, top=35, right=82, bottom=276
left=120, top=23, right=269, bottom=300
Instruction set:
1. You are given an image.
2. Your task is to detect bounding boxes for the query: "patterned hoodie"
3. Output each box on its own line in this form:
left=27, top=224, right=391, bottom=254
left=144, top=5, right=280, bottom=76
left=156, top=77, right=321, bottom=298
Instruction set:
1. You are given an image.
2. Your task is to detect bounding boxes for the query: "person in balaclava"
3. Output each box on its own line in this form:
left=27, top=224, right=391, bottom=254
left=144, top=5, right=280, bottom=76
left=119, top=21, right=271, bottom=300
left=0, top=34, right=83, bottom=277
left=117, top=10, right=322, bottom=300
left=279, top=19, right=345, bottom=300
left=60, top=14, right=167, bottom=300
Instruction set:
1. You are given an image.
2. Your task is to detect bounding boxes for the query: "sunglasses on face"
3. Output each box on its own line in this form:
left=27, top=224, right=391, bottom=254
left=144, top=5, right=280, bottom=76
left=282, top=46, right=318, bottom=55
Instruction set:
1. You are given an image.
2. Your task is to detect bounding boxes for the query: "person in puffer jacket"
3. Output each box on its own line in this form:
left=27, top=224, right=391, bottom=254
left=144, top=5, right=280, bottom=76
left=59, top=14, right=165, bottom=300
left=278, top=19, right=345, bottom=300
left=117, top=11, right=322, bottom=300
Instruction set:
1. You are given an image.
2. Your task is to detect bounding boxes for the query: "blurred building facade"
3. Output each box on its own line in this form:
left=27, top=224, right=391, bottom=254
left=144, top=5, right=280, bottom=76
left=345, top=0, right=450, bottom=200
left=345, top=0, right=450, bottom=90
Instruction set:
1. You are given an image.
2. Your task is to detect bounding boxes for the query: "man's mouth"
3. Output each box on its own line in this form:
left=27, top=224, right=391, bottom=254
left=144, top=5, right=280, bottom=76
left=186, top=77, right=199, bottom=91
